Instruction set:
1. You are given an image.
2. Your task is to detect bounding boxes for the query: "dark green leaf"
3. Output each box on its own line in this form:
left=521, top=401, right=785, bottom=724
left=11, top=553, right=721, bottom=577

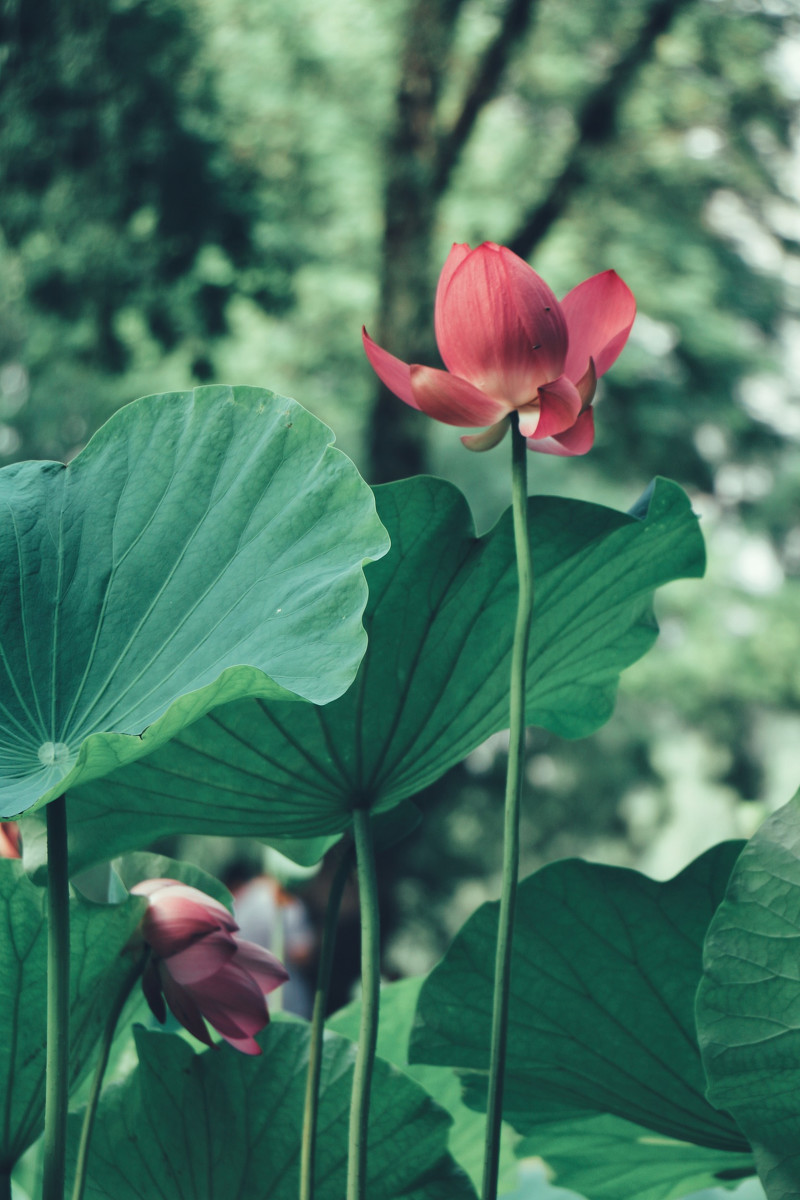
left=697, top=791, right=800, bottom=1200
left=0, top=858, right=145, bottom=1171
left=61, top=475, right=704, bottom=871
left=410, top=844, right=748, bottom=1155
left=72, top=1020, right=477, bottom=1199
left=329, top=977, right=520, bottom=1193
left=0, top=385, right=388, bottom=819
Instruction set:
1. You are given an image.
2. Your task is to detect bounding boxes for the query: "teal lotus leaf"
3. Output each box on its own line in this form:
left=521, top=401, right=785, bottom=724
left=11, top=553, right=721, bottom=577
left=58, top=474, right=704, bottom=871
left=514, top=1113, right=756, bottom=1200
left=697, top=790, right=800, bottom=1200
left=0, top=385, right=387, bottom=819
left=69, top=1021, right=477, bottom=1199
left=329, top=976, right=520, bottom=1194
left=410, top=845, right=753, bottom=1173
left=0, top=858, right=145, bottom=1172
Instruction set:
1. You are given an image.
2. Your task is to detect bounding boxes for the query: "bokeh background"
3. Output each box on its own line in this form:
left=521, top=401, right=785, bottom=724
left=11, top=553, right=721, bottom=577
left=2, top=0, right=800, bottom=992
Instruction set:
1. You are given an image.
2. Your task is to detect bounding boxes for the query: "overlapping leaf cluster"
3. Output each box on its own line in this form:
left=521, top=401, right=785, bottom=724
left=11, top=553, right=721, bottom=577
left=2, top=384, right=795, bottom=1200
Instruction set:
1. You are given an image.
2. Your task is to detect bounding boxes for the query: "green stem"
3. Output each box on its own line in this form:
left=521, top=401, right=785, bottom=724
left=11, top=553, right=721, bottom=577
left=300, top=846, right=353, bottom=1200
left=0, top=1167, right=11, bottom=1200
left=71, top=952, right=146, bottom=1200
left=346, top=812, right=380, bottom=1200
left=270, top=898, right=285, bottom=1015
left=481, top=417, right=534, bottom=1200
left=43, top=794, right=70, bottom=1200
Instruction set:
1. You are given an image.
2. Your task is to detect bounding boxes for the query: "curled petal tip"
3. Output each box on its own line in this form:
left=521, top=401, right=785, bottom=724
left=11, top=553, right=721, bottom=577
left=529, top=375, right=583, bottom=440
left=526, top=408, right=595, bottom=457
left=575, top=357, right=597, bottom=408
left=461, top=418, right=510, bottom=452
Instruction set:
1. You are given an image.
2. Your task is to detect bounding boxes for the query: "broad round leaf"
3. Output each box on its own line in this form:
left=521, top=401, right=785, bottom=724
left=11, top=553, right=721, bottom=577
left=0, top=858, right=145, bottom=1171
left=69, top=1021, right=477, bottom=1200
left=0, top=385, right=387, bottom=818
left=697, top=791, right=800, bottom=1200
left=409, top=845, right=749, bottom=1157
left=58, top=475, right=704, bottom=871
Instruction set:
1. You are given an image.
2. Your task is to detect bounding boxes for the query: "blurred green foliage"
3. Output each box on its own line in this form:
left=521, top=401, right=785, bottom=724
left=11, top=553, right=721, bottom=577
left=1, top=0, right=799, bottom=968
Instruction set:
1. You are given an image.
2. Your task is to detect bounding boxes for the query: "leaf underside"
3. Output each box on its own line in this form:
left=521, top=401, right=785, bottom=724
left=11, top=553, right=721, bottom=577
left=60, top=474, right=704, bottom=872
left=409, top=844, right=754, bottom=1195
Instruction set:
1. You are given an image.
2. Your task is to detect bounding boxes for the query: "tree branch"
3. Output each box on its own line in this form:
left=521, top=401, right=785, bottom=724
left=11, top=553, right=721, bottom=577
left=433, top=0, right=540, bottom=197
left=508, top=0, right=696, bottom=261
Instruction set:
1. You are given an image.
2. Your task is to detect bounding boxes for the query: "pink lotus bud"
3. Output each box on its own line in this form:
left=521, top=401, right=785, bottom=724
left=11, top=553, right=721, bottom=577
left=363, top=242, right=635, bottom=455
left=131, top=878, right=289, bottom=1056
left=0, top=822, right=20, bottom=859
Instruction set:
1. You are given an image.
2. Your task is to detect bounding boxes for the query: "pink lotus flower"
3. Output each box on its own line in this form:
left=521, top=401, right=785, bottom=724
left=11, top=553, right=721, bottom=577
left=0, top=822, right=20, bottom=858
left=132, top=878, right=289, bottom=1056
left=362, top=242, right=635, bottom=455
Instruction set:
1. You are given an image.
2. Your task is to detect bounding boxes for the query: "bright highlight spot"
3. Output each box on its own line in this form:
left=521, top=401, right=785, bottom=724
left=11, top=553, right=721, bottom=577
left=37, top=742, right=71, bottom=768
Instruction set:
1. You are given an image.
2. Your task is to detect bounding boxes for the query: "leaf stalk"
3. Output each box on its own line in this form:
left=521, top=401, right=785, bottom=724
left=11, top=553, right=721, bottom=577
left=43, top=794, right=70, bottom=1200
left=481, top=416, right=534, bottom=1200
left=346, top=812, right=380, bottom=1200
left=300, top=845, right=353, bottom=1200
left=71, top=950, right=146, bottom=1200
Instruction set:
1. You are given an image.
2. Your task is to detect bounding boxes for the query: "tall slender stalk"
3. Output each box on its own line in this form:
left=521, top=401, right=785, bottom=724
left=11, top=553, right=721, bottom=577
left=71, top=952, right=145, bottom=1200
left=0, top=1168, right=11, bottom=1200
left=43, top=794, right=71, bottom=1200
left=300, top=846, right=353, bottom=1200
left=481, top=417, right=534, bottom=1200
left=270, top=899, right=285, bottom=1015
left=346, top=812, right=380, bottom=1200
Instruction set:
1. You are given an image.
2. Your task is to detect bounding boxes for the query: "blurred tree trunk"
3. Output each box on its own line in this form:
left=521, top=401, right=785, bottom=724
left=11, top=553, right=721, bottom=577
left=367, top=0, right=693, bottom=483
left=367, top=0, right=464, bottom=484
left=369, top=0, right=537, bottom=482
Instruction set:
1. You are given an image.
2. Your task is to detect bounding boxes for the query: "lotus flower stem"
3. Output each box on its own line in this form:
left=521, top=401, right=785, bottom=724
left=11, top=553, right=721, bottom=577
left=42, top=794, right=70, bottom=1200
left=300, top=844, right=353, bottom=1200
left=482, top=415, right=534, bottom=1200
left=71, top=950, right=146, bottom=1200
left=346, top=811, right=380, bottom=1200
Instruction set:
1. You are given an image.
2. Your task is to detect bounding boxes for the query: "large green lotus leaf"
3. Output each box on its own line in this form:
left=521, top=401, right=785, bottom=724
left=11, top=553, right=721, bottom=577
left=410, top=845, right=749, bottom=1157
left=514, top=1113, right=756, bottom=1200
left=328, top=977, right=520, bottom=1194
left=697, top=791, right=800, bottom=1200
left=0, top=858, right=145, bottom=1171
left=58, top=475, right=704, bottom=871
left=0, top=385, right=388, bottom=819
left=71, top=1019, right=477, bottom=1200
